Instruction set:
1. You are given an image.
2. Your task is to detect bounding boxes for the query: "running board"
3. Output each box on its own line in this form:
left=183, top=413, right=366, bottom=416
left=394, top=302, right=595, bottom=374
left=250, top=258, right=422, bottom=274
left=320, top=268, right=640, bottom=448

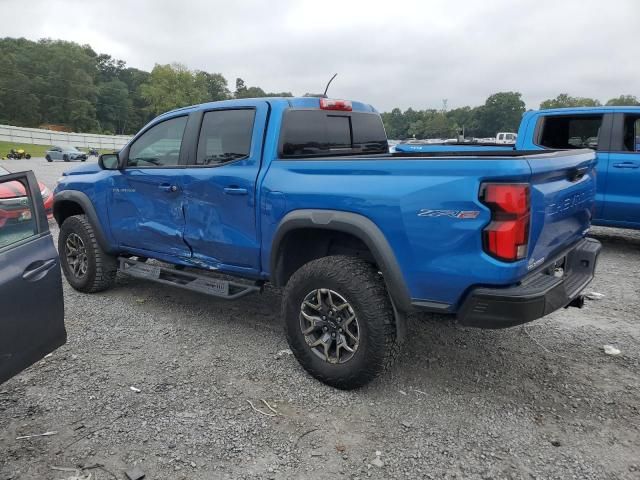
left=118, top=257, right=261, bottom=300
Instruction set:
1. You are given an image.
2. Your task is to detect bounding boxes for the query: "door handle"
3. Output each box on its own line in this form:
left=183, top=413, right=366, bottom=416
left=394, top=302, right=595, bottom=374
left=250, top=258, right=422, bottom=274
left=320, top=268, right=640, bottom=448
left=159, top=184, right=179, bottom=192
left=613, top=162, right=639, bottom=169
left=223, top=186, right=248, bottom=196
left=23, top=258, right=57, bottom=282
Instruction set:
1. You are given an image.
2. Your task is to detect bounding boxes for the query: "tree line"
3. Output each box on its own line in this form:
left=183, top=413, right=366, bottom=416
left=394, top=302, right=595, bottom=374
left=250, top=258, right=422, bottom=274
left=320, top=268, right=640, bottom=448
left=382, top=92, right=640, bottom=140
left=0, top=37, right=638, bottom=138
left=0, top=37, right=292, bottom=134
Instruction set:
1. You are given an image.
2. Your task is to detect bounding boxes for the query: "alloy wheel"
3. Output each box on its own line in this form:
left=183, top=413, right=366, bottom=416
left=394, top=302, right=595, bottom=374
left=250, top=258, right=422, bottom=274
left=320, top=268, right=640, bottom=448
left=65, top=232, right=88, bottom=278
left=299, top=288, right=360, bottom=364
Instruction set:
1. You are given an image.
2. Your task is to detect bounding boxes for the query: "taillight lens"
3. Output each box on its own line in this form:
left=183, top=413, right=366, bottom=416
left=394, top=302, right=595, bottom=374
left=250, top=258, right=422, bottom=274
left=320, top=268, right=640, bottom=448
left=319, top=98, right=352, bottom=111
left=480, top=183, right=530, bottom=261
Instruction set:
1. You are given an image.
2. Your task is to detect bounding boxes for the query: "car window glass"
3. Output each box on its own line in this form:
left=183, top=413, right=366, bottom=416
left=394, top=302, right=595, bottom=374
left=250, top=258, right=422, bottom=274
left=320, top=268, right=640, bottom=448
left=538, top=115, right=602, bottom=149
left=196, top=110, right=255, bottom=165
left=128, top=116, right=188, bottom=167
left=280, top=110, right=388, bottom=157
left=622, top=116, right=640, bottom=152
left=0, top=177, right=37, bottom=249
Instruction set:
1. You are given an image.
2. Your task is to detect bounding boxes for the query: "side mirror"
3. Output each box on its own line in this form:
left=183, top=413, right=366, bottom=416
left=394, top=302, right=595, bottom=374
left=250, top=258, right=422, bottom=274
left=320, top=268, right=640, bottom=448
left=99, top=153, right=119, bottom=170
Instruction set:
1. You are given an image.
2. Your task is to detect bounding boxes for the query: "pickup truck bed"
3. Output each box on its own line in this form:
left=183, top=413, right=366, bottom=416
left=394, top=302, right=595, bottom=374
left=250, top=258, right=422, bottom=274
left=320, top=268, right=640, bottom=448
left=398, top=106, right=640, bottom=230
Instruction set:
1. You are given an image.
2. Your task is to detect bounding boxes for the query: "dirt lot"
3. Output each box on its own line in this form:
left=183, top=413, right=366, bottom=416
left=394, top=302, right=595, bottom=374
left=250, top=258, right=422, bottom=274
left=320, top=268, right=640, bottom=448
left=1, top=158, right=639, bottom=479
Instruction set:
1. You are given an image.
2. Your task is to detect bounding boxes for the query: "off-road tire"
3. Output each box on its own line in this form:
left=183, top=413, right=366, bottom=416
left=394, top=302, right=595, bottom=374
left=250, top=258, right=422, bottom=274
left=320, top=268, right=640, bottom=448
left=283, top=255, right=398, bottom=389
left=59, top=214, right=117, bottom=293
left=45, top=155, right=52, bottom=162
left=25, top=154, right=31, bottom=159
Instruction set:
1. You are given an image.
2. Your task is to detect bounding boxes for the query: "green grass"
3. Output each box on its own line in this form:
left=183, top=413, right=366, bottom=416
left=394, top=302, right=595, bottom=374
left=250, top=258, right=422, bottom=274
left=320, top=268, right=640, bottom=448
left=0, top=141, right=51, bottom=158
left=0, top=140, right=113, bottom=159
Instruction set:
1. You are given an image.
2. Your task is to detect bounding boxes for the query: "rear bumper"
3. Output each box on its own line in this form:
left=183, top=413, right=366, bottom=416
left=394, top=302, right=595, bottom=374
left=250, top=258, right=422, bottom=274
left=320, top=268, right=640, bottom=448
left=457, top=237, right=601, bottom=328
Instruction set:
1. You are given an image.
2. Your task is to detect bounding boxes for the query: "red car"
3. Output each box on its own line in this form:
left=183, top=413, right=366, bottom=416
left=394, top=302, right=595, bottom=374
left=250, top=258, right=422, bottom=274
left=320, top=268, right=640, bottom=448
left=0, top=165, right=53, bottom=227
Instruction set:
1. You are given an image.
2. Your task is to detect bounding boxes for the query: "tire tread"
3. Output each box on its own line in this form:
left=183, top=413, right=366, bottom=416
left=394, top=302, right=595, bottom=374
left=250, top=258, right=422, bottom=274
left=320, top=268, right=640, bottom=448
left=59, top=214, right=117, bottom=293
left=283, top=255, right=398, bottom=389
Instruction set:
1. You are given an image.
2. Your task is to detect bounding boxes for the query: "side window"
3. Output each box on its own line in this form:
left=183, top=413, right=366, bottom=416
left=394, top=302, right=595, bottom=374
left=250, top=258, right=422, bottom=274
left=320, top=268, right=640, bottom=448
left=196, top=109, right=255, bottom=165
left=538, top=115, right=603, bottom=149
left=128, top=116, right=188, bottom=167
left=622, top=115, right=640, bottom=152
left=0, top=176, right=37, bottom=249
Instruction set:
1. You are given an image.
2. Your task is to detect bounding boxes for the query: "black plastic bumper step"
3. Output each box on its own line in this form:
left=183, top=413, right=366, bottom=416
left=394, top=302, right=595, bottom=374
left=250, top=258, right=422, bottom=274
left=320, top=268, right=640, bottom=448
left=118, top=257, right=261, bottom=300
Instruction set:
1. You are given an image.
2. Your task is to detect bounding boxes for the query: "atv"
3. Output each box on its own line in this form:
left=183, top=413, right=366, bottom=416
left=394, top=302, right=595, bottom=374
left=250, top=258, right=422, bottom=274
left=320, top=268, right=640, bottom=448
left=6, top=148, right=31, bottom=159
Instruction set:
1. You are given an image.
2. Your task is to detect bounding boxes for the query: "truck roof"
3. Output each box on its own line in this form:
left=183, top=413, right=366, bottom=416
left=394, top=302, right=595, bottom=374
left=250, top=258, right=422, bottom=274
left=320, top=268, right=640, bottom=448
left=157, top=97, right=378, bottom=122
left=530, top=106, right=640, bottom=115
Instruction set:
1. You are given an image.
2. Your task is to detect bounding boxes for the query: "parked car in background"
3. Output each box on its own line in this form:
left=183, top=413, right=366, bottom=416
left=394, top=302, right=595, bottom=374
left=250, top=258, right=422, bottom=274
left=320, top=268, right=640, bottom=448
left=45, top=145, right=88, bottom=162
left=0, top=165, right=53, bottom=227
left=515, top=107, right=640, bottom=230
left=0, top=169, right=65, bottom=384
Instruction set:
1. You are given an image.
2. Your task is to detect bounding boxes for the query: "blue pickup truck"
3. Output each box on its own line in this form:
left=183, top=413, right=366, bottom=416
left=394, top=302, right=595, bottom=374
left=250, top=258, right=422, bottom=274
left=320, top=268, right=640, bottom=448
left=398, top=107, right=640, bottom=230
left=47, top=97, right=601, bottom=389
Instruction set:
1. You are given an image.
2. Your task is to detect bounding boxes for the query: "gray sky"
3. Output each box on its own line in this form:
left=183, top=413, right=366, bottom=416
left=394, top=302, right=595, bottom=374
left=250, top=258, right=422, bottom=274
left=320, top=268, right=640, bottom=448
left=2, top=0, right=638, bottom=111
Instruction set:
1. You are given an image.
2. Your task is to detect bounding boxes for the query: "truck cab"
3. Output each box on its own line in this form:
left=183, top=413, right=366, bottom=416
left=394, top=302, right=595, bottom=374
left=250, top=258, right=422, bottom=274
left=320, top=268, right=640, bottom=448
left=496, top=132, right=517, bottom=144
left=516, top=107, right=640, bottom=229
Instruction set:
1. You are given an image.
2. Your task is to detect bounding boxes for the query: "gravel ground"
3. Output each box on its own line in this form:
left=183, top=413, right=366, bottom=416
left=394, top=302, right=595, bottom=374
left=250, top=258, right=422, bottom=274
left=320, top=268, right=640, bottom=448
left=1, top=158, right=639, bottom=480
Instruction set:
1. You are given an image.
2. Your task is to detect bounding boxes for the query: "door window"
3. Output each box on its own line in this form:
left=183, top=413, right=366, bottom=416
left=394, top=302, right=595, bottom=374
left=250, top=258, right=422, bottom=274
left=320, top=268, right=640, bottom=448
left=0, top=176, right=37, bottom=249
left=622, top=116, right=640, bottom=152
left=537, top=115, right=603, bottom=149
left=196, top=109, right=256, bottom=165
left=127, top=116, right=188, bottom=167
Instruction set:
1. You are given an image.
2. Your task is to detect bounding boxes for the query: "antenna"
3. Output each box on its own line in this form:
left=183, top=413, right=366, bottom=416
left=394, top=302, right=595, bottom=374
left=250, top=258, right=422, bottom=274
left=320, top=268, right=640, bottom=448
left=322, top=73, right=338, bottom=98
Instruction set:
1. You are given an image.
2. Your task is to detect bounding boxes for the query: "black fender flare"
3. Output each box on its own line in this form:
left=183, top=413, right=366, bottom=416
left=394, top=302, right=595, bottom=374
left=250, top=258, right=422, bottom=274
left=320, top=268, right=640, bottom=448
left=53, top=190, right=117, bottom=254
left=270, top=209, right=412, bottom=314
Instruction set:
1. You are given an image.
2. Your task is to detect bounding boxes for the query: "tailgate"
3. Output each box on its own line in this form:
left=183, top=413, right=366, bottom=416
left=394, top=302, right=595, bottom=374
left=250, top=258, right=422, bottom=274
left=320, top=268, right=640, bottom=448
left=526, top=149, right=597, bottom=270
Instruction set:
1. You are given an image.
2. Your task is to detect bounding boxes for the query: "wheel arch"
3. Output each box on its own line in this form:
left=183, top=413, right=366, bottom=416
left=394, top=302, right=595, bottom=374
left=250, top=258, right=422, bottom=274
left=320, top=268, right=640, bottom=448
left=53, top=190, right=117, bottom=254
left=270, top=209, right=412, bottom=314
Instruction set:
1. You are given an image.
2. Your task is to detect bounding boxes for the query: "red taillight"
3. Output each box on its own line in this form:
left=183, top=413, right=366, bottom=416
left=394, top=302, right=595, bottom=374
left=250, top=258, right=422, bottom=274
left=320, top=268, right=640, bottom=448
left=319, top=98, right=352, bottom=111
left=480, top=183, right=530, bottom=261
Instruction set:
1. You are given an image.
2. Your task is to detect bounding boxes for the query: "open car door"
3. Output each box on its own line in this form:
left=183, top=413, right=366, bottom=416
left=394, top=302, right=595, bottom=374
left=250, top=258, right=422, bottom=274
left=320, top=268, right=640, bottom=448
left=0, top=171, right=65, bottom=384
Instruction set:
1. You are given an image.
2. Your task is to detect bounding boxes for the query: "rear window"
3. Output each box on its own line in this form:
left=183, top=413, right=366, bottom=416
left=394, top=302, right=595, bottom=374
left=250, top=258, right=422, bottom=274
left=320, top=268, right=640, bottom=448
left=279, top=110, right=388, bottom=158
left=537, top=115, right=603, bottom=149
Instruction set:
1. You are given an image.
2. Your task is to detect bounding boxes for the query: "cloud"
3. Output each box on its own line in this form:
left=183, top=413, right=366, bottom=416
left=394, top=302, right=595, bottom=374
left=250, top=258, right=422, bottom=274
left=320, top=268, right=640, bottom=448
left=2, top=0, right=638, bottom=111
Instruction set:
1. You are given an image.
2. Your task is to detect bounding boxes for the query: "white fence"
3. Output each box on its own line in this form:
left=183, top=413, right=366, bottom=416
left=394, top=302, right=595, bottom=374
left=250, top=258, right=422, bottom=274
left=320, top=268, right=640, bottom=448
left=0, top=124, right=132, bottom=150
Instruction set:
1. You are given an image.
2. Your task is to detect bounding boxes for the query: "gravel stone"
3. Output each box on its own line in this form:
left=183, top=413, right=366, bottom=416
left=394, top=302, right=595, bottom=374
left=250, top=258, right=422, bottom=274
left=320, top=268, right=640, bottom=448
left=0, top=158, right=639, bottom=479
